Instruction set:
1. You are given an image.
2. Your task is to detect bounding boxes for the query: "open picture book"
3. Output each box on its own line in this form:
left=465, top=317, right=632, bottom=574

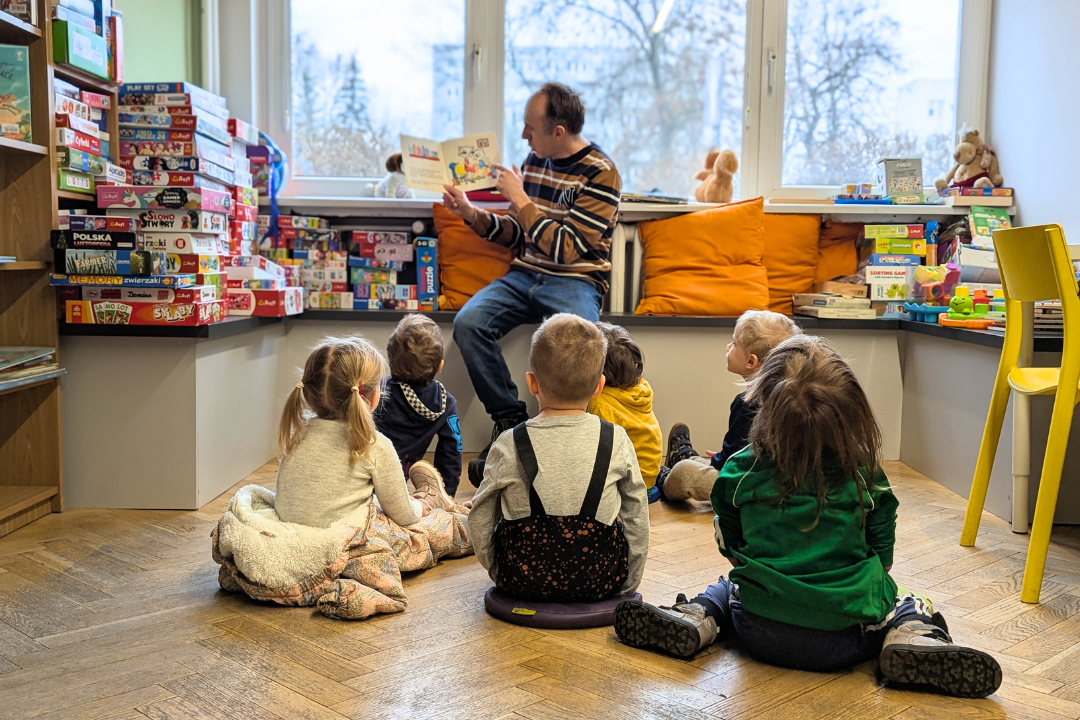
left=400, top=131, right=499, bottom=193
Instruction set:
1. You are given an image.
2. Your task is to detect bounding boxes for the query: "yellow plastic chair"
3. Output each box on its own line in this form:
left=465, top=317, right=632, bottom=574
left=960, top=224, right=1080, bottom=603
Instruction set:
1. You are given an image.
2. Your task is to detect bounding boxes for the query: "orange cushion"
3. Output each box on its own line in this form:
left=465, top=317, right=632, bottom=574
left=815, top=220, right=861, bottom=284
left=635, top=197, right=769, bottom=316
left=432, top=204, right=516, bottom=310
left=763, top=214, right=822, bottom=315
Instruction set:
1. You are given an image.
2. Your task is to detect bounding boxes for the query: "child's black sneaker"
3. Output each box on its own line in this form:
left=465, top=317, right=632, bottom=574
left=614, top=597, right=717, bottom=659
left=879, top=620, right=1001, bottom=698
left=654, top=466, right=671, bottom=502
left=467, top=415, right=527, bottom=487
left=666, top=423, right=699, bottom=466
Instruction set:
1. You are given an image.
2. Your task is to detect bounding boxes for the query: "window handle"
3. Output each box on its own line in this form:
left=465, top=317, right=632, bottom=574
left=473, top=43, right=483, bottom=83
left=767, top=48, right=777, bottom=93
left=744, top=105, right=751, bottom=129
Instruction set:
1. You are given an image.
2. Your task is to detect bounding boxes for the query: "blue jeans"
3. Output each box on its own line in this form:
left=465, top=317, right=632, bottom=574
left=453, top=269, right=604, bottom=420
left=693, top=577, right=934, bottom=672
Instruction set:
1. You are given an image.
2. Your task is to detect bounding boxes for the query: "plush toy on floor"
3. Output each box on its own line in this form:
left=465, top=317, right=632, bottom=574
left=934, top=128, right=1003, bottom=190
left=693, top=149, right=739, bottom=203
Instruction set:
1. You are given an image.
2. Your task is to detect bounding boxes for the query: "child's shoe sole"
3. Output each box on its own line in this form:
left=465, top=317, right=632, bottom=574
left=879, top=643, right=1002, bottom=698
left=613, top=600, right=702, bottom=659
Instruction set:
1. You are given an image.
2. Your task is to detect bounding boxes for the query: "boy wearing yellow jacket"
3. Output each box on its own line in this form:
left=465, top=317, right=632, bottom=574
left=589, top=323, right=663, bottom=501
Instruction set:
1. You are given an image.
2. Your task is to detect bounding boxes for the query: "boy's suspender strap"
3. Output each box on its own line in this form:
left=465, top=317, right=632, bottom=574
left=579, top=420, right=615, bottom=519
left=512, top=423, right=547, bottom=517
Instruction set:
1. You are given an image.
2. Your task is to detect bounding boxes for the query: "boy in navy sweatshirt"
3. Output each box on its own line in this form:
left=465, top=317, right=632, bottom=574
left=375, top=314, right=464, bottom=497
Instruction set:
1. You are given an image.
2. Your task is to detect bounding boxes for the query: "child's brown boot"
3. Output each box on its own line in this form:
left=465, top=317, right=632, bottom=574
left=410, top=461, right=454, bottom=512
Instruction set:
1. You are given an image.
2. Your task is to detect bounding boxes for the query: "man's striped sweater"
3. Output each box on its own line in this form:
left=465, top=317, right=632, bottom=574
left=467, top=143, right=622, bottom=293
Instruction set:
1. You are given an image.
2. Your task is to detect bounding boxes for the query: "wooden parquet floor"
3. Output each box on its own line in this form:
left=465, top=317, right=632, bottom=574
left=1, top=460, right=1079, bottom=720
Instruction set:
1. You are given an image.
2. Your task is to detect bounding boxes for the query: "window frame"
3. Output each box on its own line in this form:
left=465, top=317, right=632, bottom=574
left=246, top=0, right=990, bottom=200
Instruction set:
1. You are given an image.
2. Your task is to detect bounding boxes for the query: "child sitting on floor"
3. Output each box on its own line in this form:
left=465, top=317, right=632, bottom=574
left=615, top=335, right=1001, bottom=699
left=588, top=323, right=663, bottom=502
left=375, top=314, right=463, bottom=497
left=470, top=314, right=650, bottom=602
left=657, top=310, right=800, bottom=502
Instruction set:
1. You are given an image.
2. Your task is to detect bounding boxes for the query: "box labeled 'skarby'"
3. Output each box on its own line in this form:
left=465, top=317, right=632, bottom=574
left=416, top=237, right=438, bottom=312
left=66, top=299, right=227, bottom=326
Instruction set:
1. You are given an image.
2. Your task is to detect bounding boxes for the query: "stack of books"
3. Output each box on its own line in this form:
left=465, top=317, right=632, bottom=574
left=987, top=300, right=1063, bottom=336
left=0, top=347, right=59, bottom=383
left=792, top=293, right=877, bottom=320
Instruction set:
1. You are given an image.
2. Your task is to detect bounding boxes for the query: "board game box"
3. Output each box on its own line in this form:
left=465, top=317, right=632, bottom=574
left=416, top=236, right=438, bottom=312
left=96, top=186, right=232, bottom=213
left=55, top=112, right=100, bottom=138
left=55, top=93, right=89, bottom=120
left=117, top=93, right=229, bottom=120
left=119, top=127, right=230, bottom=153
left=307, top=292, right=354, bottom=310
left=226, top=278, right=286, bottom=290
left=51, top=229, right=137, bottom=250
left=232, top=204, right=257, bottom=223
left=53, top=20, right=109, bottom=80
left=57, top=169, right=95, bottom=194
left=56, top=127, right=101, bottom=155
left=118, top=155, right=235, bottom=185
left=76, top=285, right=219, bottom=304
left=227, top=118, right=259, bottom=145
left=119, top=140, right=234, bottom=171
left=106, top=208, right=228, bottom=233
left=226, top=288, right=303, bottom=317
left=58, top=216, right=138, bottom=233
left=66, top=299, right=227, bottom=326
left=346, top=255, right=405, bottom=271
left=51, top=273, right=198, bottom=288
left=231, top=186, right=258, bottom=208
left=80, top=90, right=111, bottom=109
left=230, top=220, right=257, bottom=242
left=139, top=232, right=224, bottom=254
left=162, top=254, right=221, bottom=275
left=131, top=171, right=227, bottom=192
left=118, top=112, right=230, bottom=144
left=120, top=83, right=226, bottom=107
left=56, top=249, right=165, bottom=276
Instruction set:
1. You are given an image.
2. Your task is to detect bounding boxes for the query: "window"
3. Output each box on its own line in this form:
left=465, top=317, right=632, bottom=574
left=289, top=0, right=465, bottom=178
left=503, top=0, right=747, bottom=196
left=258, top=0, right=989, bottom=199
left=781, top=0, right=961, bottom=187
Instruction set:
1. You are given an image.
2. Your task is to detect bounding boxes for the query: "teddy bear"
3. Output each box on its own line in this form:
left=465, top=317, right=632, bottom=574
left=693, top=149, right=739, bottom=203
left=934, top=128, right=1003, bottom=190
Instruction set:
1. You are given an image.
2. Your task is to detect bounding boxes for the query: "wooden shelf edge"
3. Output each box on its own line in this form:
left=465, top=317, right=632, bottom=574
left=57, top=190, right=96, bottom=201
left=0, top=10, right=42, bottom=42
left=0, top=486, right=58, bottom=523
left=0, top=135, right=48, bottom=156
left=0, top=369, right=66, bottom=397
left=0, top=261, right=49, bottom=271
left=52, top=63, right=117, bottom=94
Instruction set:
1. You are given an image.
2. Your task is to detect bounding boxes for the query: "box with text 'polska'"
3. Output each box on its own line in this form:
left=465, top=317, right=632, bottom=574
left=416, top=237, right=438, bottom=311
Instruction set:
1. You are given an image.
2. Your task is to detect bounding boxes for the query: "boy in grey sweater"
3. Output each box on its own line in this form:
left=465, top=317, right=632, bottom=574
left=469, top=314, right=650, bottom=601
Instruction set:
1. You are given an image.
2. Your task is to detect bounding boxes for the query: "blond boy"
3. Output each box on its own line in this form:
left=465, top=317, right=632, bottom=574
left=657, top=310, right=801, bottom=502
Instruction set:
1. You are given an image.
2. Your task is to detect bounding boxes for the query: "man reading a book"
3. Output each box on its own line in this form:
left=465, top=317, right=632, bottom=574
left=442, top=81, right=623, bottom=488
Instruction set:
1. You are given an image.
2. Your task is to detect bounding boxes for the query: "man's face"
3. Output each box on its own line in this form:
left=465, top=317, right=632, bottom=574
left=522, top=93, right=558, bottom=159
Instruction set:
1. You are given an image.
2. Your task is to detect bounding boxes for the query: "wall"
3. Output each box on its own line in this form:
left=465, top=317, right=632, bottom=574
left=987, top=0, right=1080, bottom=238
left=113, top=0, right=198, bottom=83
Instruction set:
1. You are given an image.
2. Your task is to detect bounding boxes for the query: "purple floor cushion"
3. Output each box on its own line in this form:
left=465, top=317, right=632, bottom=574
left=483, top=586, right=642, bottom=629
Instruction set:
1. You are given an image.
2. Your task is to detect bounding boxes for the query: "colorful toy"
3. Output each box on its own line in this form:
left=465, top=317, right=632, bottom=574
left=938, top=286, right=996, bottom=329
left=903, top=302, right=950, bottom=323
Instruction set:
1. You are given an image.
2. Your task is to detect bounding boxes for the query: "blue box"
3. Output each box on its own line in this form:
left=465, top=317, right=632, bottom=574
left=416, top=237, right=438, bottom=312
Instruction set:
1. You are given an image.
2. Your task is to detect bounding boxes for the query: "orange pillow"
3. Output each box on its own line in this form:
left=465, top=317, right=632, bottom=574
left=763, top=214, right=822, bottom=315
left=432, top=204, right=516, bottom=310
left=815, top=220, right=861, bottom=284
left=635, top=197, right=769, bottom=316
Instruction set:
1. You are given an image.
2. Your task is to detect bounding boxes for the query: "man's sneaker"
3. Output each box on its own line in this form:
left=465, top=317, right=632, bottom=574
left=467, top=416, right=526, bottom=487
left=614, top=597, right=718, bottom=659
left=410, top=462, right=454, bottom=512
left=666, top=423, right=699, bottom=466
left=879, top=620, right=1002, bottom=698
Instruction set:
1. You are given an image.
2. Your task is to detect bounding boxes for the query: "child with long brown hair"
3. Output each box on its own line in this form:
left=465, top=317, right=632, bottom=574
left=615, top=335, right=1002, bottom=699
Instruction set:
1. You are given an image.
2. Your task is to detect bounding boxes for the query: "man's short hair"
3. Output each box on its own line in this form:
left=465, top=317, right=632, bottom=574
left=537, top=82, right=585, bottom=136
left=734, top=310, right=803, bottom=364
left=387, top=314, right=444, bottom=384
left=530, top=313, right=606, bottom=404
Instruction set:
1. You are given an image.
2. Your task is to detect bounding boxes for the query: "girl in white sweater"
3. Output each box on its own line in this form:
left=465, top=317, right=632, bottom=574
left=272, top=337, right=472, bottom=614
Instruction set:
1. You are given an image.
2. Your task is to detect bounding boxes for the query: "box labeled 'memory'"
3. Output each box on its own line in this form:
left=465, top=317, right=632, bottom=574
left=50, top=273, right=199, bottom=288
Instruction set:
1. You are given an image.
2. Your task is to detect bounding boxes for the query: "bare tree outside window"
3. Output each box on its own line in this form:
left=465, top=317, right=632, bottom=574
left=782, top=0, right=960, bottom=187
left=504, top=0, right=747, bottom=197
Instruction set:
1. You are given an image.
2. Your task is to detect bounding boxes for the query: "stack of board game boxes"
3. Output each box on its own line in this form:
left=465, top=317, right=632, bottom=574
left=53, top=81, right=303, bottom=324
left=50, top=0, right=123, bottom=82
left=55, top=77, right=121, bottom=195
left=859, top=224, right=926, bottom=317
left=257, top=215, right=439, bottom=311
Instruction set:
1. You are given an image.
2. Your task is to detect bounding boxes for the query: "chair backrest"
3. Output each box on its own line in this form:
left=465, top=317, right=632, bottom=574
left=993, top=224, right=1078, bottom=303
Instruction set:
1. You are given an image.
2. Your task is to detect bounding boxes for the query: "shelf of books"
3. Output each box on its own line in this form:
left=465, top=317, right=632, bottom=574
left=0, top=0, right=121, bottom=536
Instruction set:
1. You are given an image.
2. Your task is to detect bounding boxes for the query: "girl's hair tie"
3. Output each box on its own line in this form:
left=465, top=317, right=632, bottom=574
left=295, top=381, right=304, bottom=390
left=351, top=385, right=363, bottom=397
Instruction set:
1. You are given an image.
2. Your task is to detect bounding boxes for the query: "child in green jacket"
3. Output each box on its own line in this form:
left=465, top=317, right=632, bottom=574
left=614, top=334, right=1002, bottom=699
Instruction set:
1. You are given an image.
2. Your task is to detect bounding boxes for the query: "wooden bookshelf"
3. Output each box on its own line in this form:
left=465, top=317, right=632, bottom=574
left=0, top=0, right=119, bottom=537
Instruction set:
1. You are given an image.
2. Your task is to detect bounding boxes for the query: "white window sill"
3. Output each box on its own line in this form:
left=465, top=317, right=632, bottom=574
left=261, top=196, right=1014, bottom=221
